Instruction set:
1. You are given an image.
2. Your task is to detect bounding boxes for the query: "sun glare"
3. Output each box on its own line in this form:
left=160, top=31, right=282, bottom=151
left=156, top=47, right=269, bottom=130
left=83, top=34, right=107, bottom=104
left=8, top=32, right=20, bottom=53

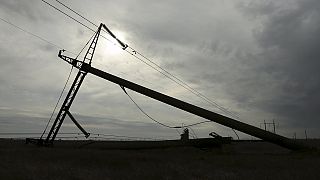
left=103, top=31, right=126, bottom=55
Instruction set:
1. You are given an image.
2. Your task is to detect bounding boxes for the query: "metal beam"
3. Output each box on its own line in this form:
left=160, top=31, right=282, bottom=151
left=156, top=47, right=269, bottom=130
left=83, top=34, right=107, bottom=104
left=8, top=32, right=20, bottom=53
left=66, top=111, right=90, bottom=138
left=80, top=63, right=309, bottom=150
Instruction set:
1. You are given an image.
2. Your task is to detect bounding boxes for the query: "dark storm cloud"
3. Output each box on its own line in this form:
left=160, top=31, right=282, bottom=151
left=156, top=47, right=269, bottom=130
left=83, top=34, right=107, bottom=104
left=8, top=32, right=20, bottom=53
left=236, top=0, right=320, bottom=128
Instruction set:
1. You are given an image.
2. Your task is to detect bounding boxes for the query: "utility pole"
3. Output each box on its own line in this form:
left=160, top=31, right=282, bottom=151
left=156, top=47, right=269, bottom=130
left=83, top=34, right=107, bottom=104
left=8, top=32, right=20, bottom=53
left=260, top=120, right=276, bottom=133
left=305, top=130, right=308, bottom=140
left=273, top=119, right=276, bottom=134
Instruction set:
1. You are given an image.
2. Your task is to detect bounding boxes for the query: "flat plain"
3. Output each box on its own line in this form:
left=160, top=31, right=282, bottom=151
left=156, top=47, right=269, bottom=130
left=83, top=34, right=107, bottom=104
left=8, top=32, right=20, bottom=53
left=1, top=139, right=320, bottom=180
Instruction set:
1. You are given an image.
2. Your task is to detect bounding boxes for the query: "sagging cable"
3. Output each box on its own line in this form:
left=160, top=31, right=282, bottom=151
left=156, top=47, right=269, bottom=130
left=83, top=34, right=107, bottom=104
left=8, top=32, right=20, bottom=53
left=120, top=86, right=212, bottom=129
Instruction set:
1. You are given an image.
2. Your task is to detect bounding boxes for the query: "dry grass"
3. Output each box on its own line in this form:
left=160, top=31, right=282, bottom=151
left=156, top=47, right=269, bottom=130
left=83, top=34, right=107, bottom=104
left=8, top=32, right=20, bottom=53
left=1, top=139, right=320, bottom=180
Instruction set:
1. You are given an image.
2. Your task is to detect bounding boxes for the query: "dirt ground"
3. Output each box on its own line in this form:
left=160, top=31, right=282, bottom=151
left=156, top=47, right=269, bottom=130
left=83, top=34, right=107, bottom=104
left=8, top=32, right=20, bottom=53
left=1, top=139, right=320, bottom=180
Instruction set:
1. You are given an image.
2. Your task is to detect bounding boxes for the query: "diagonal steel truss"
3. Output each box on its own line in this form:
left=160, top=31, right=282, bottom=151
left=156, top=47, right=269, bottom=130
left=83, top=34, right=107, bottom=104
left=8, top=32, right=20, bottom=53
left=43, top=24, right=103, bottom=145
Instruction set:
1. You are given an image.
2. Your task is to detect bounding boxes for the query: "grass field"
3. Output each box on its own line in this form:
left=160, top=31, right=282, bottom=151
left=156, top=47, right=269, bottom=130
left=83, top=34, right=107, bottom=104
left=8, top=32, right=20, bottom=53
left=1, top=139, right=320, bottom=180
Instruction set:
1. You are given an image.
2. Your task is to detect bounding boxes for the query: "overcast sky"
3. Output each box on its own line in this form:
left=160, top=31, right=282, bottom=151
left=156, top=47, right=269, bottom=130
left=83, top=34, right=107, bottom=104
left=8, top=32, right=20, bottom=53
left=0, top=0, right=319, bottom=140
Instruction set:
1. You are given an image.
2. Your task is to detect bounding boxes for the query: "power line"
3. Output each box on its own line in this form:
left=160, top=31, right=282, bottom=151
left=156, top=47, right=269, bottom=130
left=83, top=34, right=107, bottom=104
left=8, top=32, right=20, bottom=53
left=55, top=0, right=97, bottom=28
left=54, top=0, right=120, bottom=44
left=127, top=46, right=241, bottom=118
left=40, top=66, right=74, bottom=139
left=1, top=1, right=241, bottom=139
left=0, top=15, right=100, bottom=140
left=124, top=48, right=241, bottom=120
left=189, top=127, right=198, bottom=139
left=42, top=0, right=118, bottom=47
left=41, top=0, right=95, bottom=32
left=0, top=132, right=167, bottom=140
left=41, top=28, right=98, bottom=139
left=1, top=7, right=212, bottom=138
left=0, top=19, right=180, bottom=138
left=90, top=133, right=163, bottom=141
left=231, top=129, right=239, bottom=140
left=0, top=16, right=81, bottom=140
left=41, top=0, right=241, bottom=121
left=41, top=1, right=209, bottom=129
left=41, top=0, right=242, bottom=139
left=121, top=86, right=178, bottom=129
left=0, top=16, right=75, bottom=55
left=120, top=86, right=213, bottom=129
left=0, top=132, right=87, bottom=135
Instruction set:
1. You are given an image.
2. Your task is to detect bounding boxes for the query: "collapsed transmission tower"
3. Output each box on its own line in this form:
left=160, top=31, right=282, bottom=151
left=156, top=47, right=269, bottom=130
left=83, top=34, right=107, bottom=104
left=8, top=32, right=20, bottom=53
left=26, top=23, right=310, bottom=150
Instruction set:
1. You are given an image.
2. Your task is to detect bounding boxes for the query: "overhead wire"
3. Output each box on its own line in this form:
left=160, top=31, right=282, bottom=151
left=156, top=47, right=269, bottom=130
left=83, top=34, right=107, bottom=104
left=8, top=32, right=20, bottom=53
left=120, top=86, right=213, bottom=129
left=1, top=3, right=196, bottom=140
left=40, top=66, right=73, bottom=139
left=0, top=16, right=80, bottom=139
left=40, top=28, right=100, bottom=138
left=0, top=132, right=83, bottom=135
left=0, top=132, right=168, bottom=141
left=127, top=46, right=241, bottom=119
left=76, top=31, right=96, bottom=59
left=120, top=86, right=177, bottom=129
left=41, top=0, right=208, bottom=131
left=41, top=0, right=241, bottom=138
left=55, top=0, right=97, bottom=28
left=231, top=128, right=239, bottom=140
left=0, top=16, right=75, bottom=55
left=188, top=127, right=198, bottom=139
left=41, top=0, right=95, bottom=32
left=41, top=0, right=241, bottom=121
left=54, top=0, right=125, bottom=47
left=42, top=0, right=118, bottom=47
left=0, top=16, right=173, bottom=139
left=90, top=133, right=163, bottom=141
left=123, top=47, right=242, bottom=139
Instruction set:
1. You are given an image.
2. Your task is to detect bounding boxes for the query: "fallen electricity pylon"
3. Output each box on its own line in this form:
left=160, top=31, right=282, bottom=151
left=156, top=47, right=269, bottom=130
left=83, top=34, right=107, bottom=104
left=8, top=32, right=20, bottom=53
left=27, top=23, right=311, bottom=151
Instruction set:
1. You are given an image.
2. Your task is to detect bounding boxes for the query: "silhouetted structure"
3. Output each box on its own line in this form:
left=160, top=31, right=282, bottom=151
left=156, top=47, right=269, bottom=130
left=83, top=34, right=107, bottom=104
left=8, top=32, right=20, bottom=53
left=180, top=128, right=189, bottom=141
left=209, top=132, right=222, bottom=139
left=27, top=23, right=311, bottom=151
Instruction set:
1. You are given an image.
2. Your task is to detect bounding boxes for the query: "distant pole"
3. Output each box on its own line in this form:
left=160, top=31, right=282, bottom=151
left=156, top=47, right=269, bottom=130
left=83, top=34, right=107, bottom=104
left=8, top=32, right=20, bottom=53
left=305, top=130, right=308, bottom=140
left=293, top=132, right=296, bottom=140
left=264, top=120, right=267, bottom=131
left=273, top=119, right=276, bottom=134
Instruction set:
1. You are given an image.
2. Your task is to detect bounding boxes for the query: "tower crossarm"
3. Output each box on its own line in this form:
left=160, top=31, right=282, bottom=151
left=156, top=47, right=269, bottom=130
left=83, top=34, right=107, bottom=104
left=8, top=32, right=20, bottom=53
left=58, top=50, right=83, bottom=69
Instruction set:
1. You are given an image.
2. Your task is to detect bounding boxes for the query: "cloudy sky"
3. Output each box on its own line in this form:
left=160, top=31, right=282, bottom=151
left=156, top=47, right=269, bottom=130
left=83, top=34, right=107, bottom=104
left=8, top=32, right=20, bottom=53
left=0, top=0, right=319, bottom=140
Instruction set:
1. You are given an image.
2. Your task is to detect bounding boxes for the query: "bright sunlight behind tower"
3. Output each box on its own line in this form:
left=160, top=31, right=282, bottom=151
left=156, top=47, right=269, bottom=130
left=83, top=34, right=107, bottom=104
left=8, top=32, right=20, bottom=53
left=102, top=30, right=127, bottom=55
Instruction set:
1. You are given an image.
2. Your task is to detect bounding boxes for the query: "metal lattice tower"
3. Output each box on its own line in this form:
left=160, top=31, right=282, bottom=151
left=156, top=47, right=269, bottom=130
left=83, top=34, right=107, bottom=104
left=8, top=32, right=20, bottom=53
left=43, top=24, right=103, bottom=145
